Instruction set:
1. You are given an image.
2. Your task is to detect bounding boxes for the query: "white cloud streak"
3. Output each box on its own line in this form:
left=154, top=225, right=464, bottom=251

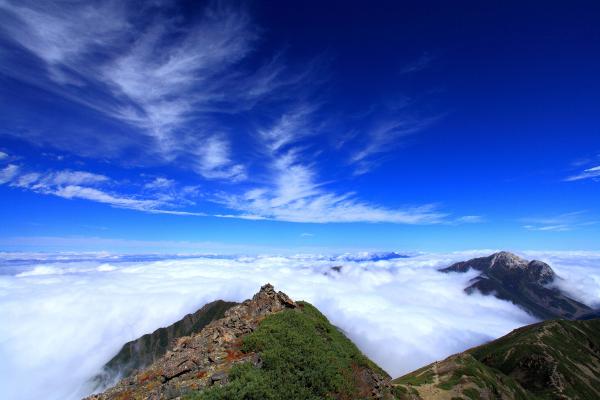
left=0, top=3, right=470, bottom=223
left=0, top=163, right=19, bottom=184
left=100, top=6, right=254, bottom=146
left=565, top=165, right=600, bottom=182
left=0, top=159, right=479, bottom=224
left=0, top=0, right=129, bottom=83
left=349, top=113, right=441, bottom=176
left=193, top=135, right=247, bottom=181
left=0, top=164, right=202, bottom=215
left=521, top=211, right=597, bottom=232
left=219, top=109, right=470, bottom=224
left=0, top=1, right=273, bottom=181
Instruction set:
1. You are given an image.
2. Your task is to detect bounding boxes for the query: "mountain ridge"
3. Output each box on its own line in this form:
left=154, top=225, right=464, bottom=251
left=86, top=284, right=398, bottom=400
left=93, top=299, right=238, bottom=389
left=393, top=318, right=600, bottom=399
left=440, top=251, right=591, bottom=319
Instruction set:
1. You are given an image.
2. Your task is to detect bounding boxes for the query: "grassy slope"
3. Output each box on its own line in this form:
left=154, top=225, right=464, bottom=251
left=393, top=353, right=534, bottom=400
left=470, top=319, right=600, bottom=399
left=393, top=319, right=600, bottom=400
left=186, top=301, right=396, bottom=400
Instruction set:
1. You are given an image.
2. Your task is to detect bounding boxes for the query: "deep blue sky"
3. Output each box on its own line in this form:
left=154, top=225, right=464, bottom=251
left=0, top=1, right=599, bottom=253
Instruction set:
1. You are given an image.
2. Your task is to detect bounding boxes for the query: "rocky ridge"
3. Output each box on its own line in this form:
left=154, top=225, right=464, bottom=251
left=94, top=300, right=238, bottom=388
left=86, top=284, right=297, bottom=400
left=440, top=251, right=591, bottom=319
left=86, top=284, right=396, bottom=400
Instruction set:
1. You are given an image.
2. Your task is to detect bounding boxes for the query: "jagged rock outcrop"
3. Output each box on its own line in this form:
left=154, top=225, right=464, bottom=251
left=86, top=284, right=297, bottom=399
left=85, top=284, right=397, bottom=400
left=393, top=318, right=600, bottom=400
left=93, top=300, right=237, bottom=388
left=440, top=251, right=591, bottom=319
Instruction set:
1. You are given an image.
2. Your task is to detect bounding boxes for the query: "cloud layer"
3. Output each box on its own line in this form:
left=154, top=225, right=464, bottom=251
left=2, top=251, right=599, bottom=400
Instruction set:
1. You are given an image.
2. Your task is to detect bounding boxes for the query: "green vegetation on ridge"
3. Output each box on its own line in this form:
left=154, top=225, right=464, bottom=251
left=186, top=301, right=395, bottom=400
left=469, top=319, right=600, bottom=399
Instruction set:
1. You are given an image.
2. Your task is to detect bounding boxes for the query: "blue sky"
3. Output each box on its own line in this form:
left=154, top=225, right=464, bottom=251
left=0, top=0, right=599, bottom=253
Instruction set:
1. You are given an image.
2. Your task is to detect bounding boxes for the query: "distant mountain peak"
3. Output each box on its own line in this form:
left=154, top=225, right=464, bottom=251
left=442, top=251, right=555, bottom=284
left=489, top=252, right=556, bottom=284
left=440, top=251, right=589, bottom=319
left=490, top=250, right=526, bottom=268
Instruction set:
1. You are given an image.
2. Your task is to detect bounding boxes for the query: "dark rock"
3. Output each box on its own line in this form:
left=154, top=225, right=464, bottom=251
left=210, top=371, right=228, bottom=385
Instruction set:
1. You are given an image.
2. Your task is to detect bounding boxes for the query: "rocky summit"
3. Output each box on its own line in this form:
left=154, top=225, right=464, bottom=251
left=86, top=284, right=397, bottom=400
left=440, top=251, right=591, bottom=319
left=393, top=318, right=600, bottom=400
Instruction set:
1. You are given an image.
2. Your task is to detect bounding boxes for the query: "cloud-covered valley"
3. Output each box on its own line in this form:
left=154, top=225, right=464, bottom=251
left=1, top=251, right=599, bottom=400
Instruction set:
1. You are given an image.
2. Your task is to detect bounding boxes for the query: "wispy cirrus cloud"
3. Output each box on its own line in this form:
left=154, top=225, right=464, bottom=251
left=0, top=2, right=471, bottom=224
left=0, top=1, right=277, bottom=181
left=564, top=165, right=600, bottom=182
left=521, top=211, right=597, bottom=232
left=0, top=0, right=129, bottom=83
left=450, top=215, right=485, bottom=224
left=399, top=52, right=436, bottom=74
left=0, top=163, right=203, bottom=215
left=336, top=95, right=443, bottom=176
left=193, top=135, right=247, bottom=182
left=217, top=107, right=473, bottom=224
left=220, top=167, right=447, bottom=224
left=0, top=152, right=481, bottom=224
left=349, top=115, right=441, bottom=175
left=0, top=163, right=19, bottom=184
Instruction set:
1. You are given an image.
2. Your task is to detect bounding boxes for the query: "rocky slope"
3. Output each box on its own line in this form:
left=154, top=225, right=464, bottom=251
left=94, top=300, right=237, bottom=388
left=440, top=251, right=591, bottom=319
left=393, top=318, right=600, bottom=400
left=86, top=284, right=397, bottom=400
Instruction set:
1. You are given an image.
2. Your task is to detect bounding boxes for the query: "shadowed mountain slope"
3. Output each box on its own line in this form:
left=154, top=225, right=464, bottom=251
left=94, top=300, right=237, bottom=388
left=440, top=251, right=591, bottom=319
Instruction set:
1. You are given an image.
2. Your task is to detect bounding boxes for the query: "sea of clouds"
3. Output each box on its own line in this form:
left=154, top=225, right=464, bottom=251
left=1, top=250, right=599, bottom=400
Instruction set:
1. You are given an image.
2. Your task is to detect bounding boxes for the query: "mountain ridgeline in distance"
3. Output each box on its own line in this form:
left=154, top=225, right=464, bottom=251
left=440, top=251, right=592, bottom=320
